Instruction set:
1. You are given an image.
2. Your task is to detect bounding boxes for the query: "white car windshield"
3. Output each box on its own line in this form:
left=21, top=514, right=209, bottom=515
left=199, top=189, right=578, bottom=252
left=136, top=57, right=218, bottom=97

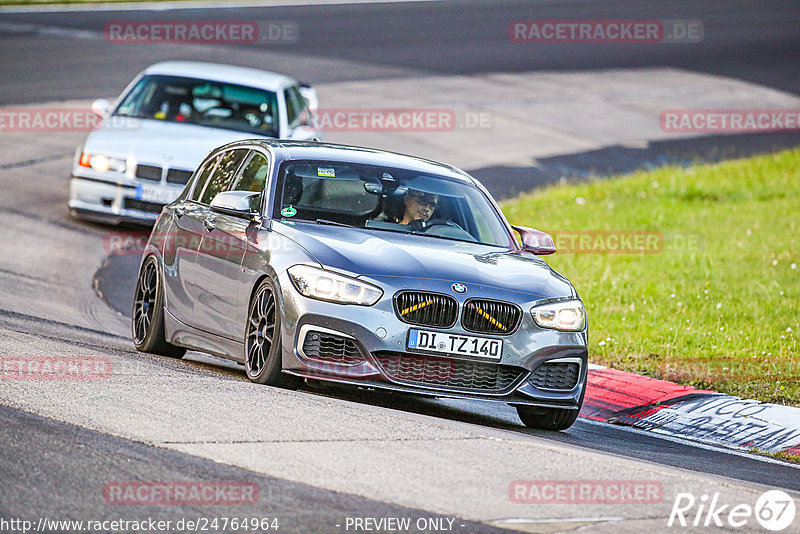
left=114, top=74, right=281, bottom=136
left=274, top=161, right=515, bottom=248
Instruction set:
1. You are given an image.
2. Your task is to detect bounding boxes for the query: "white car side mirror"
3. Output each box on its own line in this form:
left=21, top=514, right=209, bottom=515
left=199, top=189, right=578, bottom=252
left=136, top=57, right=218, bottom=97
left=91, top=98, right=110, bottom=118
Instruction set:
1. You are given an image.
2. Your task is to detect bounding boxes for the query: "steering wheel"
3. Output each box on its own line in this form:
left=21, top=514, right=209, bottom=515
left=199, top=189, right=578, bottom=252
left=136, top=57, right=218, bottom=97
left=409, top=219, right=464, bottom=232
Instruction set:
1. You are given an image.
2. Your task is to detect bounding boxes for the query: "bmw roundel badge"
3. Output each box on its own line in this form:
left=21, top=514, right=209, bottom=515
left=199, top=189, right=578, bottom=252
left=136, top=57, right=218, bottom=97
left=452, top=283, right=467, bottom=294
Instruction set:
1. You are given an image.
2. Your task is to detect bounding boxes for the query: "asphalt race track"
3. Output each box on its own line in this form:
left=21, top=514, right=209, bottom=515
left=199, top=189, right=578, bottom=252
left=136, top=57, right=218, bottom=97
left=1, top=1, right=800, bottom=532
left=1, top=0, right=799, bottom=102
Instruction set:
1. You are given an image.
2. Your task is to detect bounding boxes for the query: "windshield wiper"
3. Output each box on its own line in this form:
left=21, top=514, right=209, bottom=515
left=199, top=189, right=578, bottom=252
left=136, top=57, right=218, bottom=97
left=315, top=218, right=357, bottom=228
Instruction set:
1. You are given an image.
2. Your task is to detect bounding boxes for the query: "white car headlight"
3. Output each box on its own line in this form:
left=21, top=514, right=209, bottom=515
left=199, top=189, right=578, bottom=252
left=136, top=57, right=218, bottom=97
left=287, top=265, right=382, bottom=306
left=532, top=300, right=586, bottom=331
left=91, top=154, right=110, bottom=172
left=79, top=152, right=126, bottom=173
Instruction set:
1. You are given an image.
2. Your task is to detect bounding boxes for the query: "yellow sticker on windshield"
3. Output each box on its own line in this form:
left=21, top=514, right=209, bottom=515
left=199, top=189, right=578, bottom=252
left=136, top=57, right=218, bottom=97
left=317, top=167, right=335, bottom=177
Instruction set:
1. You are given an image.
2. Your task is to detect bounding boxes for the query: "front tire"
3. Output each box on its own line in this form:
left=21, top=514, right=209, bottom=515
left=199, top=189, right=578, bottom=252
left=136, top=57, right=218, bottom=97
left=516, top=405, right=580, bottom=431
left=244, top=278, right=301, bottom=388
left=132, top=256, right=186, bottom=358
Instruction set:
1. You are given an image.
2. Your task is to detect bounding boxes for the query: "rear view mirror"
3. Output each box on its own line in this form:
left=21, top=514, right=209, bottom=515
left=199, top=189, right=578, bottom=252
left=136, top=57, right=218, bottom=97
left=512, top=225, right=556, bottom=255
left=364, top=182, right=384, bottom=195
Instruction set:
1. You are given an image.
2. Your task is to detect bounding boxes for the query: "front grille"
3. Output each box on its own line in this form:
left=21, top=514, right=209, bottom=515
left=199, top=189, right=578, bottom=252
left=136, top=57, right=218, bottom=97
left=302, top=332, right=365, bottom=365
left=124, top=198, right=164, bottom=214
left=374, top=351, right=524, bottom=393
left=136, top=164, right=162, bottom=181
left=462, top=299, right=522, bottom=335
left=529, top=361, right=580, bottom=390
left=394, top=291, right=458, bottom=328
left=166, top=168, right=194, bottom=185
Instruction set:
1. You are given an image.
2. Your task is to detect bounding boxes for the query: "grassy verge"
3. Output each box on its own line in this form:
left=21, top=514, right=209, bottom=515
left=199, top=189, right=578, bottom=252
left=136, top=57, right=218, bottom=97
left=751, top=448, right=800, bottom=465
left=502, top=148, right=799, bottom=406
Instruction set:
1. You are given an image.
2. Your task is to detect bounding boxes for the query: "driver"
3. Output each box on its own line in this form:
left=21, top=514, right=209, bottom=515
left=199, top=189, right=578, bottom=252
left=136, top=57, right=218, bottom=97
left=399, top=189, right=438, bottom=225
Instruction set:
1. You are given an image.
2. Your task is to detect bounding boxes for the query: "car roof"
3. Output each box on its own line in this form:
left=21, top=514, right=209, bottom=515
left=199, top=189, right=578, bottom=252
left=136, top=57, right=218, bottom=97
left=143, top=61, right=297, bottom=91
left=225, top=140, right=475, bottom=184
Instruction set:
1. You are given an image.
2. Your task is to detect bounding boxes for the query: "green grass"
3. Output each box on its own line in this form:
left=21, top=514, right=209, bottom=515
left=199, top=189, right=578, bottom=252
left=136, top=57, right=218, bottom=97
left=502, top=149, right=800, bottom=406
left=772, top=450, right=800, bottom=464
left=750, top=448, right=800, bottom=465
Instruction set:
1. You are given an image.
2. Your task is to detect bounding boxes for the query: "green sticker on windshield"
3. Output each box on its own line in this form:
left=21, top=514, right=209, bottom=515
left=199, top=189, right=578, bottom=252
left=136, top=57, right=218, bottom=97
left=281, top=206, right=297, bottom=217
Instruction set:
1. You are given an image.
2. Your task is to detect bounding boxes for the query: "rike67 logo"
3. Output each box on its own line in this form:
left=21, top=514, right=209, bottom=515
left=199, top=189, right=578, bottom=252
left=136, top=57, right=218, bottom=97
left=669, top=490, right=796, bottom=531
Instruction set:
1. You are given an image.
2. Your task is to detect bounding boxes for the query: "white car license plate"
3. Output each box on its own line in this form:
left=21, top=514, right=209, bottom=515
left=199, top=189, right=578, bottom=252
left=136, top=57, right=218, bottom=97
left=407, top=329, right=502, bottom=360
left=135, top=184, right=179, bottom=204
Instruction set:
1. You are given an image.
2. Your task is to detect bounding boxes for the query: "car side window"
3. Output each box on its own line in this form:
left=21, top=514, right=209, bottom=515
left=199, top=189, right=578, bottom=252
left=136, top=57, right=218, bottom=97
left=232, top=152, right=270, bottom=194
left=189, top=154, right=222, bottom=202
left=197, top=149, right=248, bottom=205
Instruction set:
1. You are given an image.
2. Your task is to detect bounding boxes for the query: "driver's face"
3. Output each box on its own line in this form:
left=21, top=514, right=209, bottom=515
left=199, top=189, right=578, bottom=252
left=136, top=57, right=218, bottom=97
left=404, top=192, right=438, bottom=222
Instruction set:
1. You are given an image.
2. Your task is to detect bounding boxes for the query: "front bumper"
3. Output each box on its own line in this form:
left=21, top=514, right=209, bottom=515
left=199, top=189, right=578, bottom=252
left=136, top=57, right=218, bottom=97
left=278, top=273, right=588, bottom=409
left=69, top=174, right=172, bottom=225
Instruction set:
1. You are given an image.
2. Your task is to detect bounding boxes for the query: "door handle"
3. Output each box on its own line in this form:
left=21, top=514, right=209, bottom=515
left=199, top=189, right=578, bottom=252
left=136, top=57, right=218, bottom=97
left=203, top=217, right=216, bottom=232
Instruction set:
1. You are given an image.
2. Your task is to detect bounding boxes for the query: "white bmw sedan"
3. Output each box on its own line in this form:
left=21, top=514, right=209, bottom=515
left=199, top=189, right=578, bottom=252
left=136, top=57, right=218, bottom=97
left=69, top=61, right=319, bottom=225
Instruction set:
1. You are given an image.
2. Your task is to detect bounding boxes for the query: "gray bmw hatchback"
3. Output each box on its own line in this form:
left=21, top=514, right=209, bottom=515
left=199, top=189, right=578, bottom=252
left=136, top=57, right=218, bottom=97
left=133, top=139, right=588, bottom=430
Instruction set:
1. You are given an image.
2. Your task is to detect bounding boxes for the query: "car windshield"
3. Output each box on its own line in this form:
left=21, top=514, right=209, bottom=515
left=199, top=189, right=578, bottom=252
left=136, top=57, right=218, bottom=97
left=114, top=74, right=280, bottom=136
left=273, top=160, right=514, bottom=247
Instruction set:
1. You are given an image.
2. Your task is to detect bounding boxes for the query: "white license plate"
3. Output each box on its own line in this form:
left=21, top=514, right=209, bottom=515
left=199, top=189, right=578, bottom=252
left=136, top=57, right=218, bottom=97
left=407, top=329, right=502, bottom=360
left=135, top=184, right=179, bottom=204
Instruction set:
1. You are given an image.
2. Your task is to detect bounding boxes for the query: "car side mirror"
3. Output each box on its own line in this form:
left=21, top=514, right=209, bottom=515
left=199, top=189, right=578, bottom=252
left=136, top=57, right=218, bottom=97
left=91, top=98, right=111, bottom=118
left=512, top=225, right=556, bottom=255
left=298, top=83, right=318, bottom=112
left=210, top=191, right=261, bottom=220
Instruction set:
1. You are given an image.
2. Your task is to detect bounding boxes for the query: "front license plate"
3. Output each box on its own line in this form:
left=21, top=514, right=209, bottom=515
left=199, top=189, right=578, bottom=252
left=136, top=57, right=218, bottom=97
left=407, top=329, right=502, bottom=360
left=135, top=184, right=179, bottom=204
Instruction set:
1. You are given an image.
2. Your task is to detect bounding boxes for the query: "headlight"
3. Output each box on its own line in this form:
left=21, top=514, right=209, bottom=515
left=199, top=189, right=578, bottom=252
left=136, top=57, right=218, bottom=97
left=532, top=300, right=586, bottom=331
left=78, top=152, right=126, bottom=173
left=90, top=155, right=110, bottom=172
left=287, top=265, right=383, bottom=306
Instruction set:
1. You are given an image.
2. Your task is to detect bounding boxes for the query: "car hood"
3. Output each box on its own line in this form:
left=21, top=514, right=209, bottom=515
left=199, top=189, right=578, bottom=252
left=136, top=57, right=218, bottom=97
left=81, top=118, right=272, bottom=170
left=274, top=221, right=575, bottom=299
